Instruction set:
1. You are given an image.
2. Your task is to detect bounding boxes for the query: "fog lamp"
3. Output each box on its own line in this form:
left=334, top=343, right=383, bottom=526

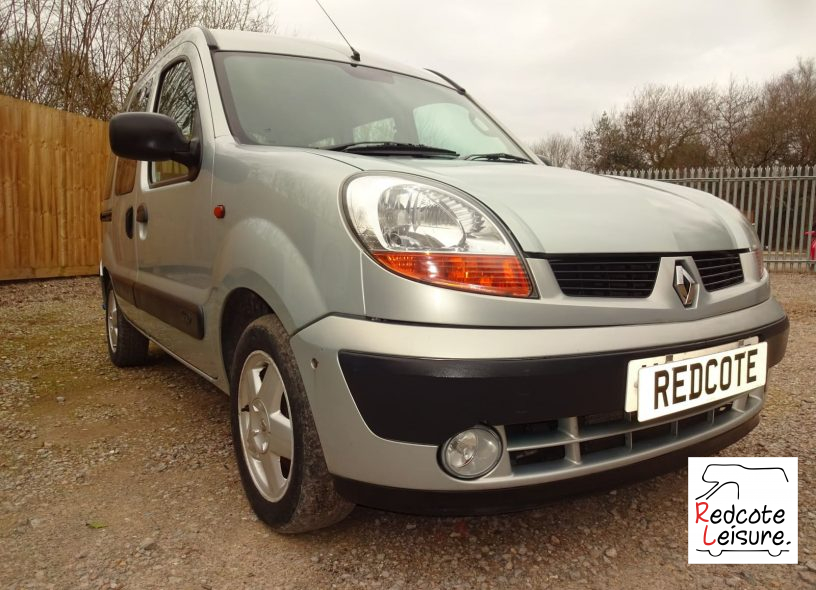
left=441, top=426, right=502, bottom=479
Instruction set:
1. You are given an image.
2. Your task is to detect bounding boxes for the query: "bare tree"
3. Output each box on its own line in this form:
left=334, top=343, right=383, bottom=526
left=706, top=78, right=759, bottom=167
left=767, top=57, right=816, bottom=166
left=0, top=0, right=275, bottom=119
left=707, top=59, right=815, bottom=168
left=580, top=110, right=645, bottom=172
left=622, top=84, right=715, bottom=168
left=576, top=58, right=816, bottom=171
left=528, top=132, right=585, bottom=168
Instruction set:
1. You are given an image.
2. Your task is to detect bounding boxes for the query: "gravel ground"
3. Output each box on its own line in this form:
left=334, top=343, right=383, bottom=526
left=0, top=273, right=814, bottom=590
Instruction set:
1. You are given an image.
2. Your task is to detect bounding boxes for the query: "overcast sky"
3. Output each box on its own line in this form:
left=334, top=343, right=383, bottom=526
left=266, top=0, right=816, bottom=144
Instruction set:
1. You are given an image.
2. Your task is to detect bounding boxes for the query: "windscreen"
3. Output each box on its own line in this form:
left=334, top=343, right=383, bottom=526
left=214, top=52, right=526, bottom=158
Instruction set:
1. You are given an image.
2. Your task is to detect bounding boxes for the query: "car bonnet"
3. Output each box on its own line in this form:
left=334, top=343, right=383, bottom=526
left=318, top=153, right=749, bottom=255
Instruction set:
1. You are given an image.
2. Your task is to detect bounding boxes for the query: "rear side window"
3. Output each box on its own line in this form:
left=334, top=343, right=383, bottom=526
left=151, top=60, right=199, bottom=185
left=113, top=82, right=152, bottom=196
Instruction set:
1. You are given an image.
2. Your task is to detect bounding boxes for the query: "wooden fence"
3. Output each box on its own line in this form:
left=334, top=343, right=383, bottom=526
left=601, top=166, right=816, bottom=272
left=0, top=95, right=109, bottom=281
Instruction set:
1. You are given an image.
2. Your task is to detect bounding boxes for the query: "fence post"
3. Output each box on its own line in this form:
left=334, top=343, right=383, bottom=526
left=717, top=167, right=724, bottom=200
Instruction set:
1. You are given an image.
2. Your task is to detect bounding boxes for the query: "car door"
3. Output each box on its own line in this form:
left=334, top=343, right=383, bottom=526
left=129, top=42, right=218, bottom=376
left=102, top=80, right=153, bottom=321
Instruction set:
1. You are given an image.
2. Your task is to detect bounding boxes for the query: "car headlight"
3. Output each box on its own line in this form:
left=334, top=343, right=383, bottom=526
left=344, top=175, right=532, bottom=297
left=740, top=215, right=766, bottom=279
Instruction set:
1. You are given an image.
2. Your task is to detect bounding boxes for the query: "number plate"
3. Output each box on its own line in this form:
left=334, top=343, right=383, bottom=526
left=632, top=342, right=767, bottom=422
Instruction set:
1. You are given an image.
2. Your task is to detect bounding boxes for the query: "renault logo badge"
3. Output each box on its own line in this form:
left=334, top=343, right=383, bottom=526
left=674, top=263, right=698, bottom=307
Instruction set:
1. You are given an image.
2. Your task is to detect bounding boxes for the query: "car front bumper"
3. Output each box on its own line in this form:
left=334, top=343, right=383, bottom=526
left=289, top=297, right=788, bottom=512
left=331, top=412, right=761, bottom=515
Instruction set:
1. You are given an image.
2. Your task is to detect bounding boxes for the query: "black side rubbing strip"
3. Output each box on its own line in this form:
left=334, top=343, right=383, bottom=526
left=108, top=272, right=205, bottom=340
left=109, top=273, right=136, bottom=305
left=133, top=282, right=205, bottom=340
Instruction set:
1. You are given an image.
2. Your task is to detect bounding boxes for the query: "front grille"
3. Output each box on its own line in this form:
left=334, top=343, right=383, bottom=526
left=548, top=257, right=659, bottom=298
left=693, top=251, right=744, bottom=291
left=505, top=395, right=756, bottom=475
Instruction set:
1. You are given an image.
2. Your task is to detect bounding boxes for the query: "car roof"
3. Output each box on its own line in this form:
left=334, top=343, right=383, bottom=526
left=125, top=27, right=468, bottom=130
left=207, top=29, right=448, bottom=87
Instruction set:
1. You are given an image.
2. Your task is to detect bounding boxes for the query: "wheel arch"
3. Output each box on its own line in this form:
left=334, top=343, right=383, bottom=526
left=218, top=284, right=277, bottom=383
left=211, top=218, right=332, bottom=384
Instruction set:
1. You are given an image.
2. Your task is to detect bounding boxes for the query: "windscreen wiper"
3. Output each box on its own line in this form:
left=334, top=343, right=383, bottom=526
left=464, top=152, right=533, bottom=163
left=321, top=141, right=459, bottom=157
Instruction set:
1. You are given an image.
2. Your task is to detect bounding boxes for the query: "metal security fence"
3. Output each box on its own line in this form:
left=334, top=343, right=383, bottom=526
left=601, top=166, right=816, bottom=272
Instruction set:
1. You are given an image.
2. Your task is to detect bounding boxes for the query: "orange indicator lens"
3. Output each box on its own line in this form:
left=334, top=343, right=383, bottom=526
left=372, top=252, right=532, bottom=297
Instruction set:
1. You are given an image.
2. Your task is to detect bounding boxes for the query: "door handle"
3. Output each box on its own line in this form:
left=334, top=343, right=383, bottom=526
left=125, top=207, right=134, bottom=239
left=136, top=204, right=148, bottom=224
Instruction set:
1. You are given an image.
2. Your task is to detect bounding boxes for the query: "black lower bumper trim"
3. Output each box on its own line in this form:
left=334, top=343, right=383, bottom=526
left=333, top=412, right=760, bottom=516
left=339, top=316, right=788, bottom=445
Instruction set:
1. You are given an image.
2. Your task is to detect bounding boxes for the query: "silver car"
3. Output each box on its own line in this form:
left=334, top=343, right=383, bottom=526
left=101, top=27, right=789, bottom=532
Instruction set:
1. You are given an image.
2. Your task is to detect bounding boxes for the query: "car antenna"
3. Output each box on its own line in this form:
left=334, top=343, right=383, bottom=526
left=314, top=0, right=360, bottom=62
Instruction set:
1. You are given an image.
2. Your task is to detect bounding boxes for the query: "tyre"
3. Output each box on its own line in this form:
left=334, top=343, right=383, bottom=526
left=229, top=314, right=353, bottom=533
left=105, top=282, right=149, bottom=367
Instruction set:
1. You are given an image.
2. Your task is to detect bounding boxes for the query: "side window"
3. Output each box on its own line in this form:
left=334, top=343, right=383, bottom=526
left=113, top=82, right=152, bottom=196
left=151, top=60, right=199, bottom=185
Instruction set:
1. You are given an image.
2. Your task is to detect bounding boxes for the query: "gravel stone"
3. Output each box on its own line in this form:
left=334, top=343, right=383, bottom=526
left=0, top=274, right=813, bottom=590
left=799, top=570, right=816, bottom=586
left=139, top=538, right=157, bottom=552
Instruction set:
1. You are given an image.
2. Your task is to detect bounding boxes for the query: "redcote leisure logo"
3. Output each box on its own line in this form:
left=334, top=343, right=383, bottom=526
left=688, top=457, right=798, bottom=564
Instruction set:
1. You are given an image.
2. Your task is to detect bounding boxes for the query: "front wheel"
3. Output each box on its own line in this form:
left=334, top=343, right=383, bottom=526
left=230, top=315, right=353, bottom=533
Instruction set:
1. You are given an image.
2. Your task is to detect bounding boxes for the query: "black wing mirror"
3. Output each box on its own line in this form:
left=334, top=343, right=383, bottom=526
left=109, top=112, right=200, bottom=169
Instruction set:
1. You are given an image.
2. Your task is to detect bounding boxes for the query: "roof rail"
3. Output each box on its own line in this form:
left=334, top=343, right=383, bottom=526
left=199, top=27, right=219, bottom=50
left=425, top=69, right=466, bottom=95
